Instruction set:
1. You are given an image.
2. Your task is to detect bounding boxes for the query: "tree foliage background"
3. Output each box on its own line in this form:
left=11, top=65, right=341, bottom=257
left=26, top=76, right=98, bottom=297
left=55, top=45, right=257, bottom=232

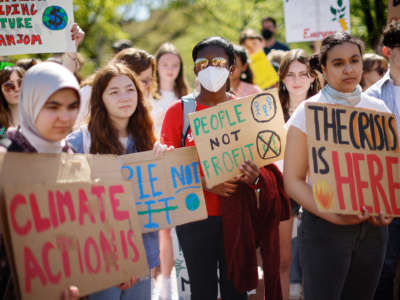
left=4, top=0, right=389, bottom=85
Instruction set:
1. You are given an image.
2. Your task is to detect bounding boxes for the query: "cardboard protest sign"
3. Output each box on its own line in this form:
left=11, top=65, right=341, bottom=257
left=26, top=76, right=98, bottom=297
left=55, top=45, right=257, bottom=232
left=119, top=146, right=207, bottom=233
left=3, top=181, right=147, bottom=300
left=284, top=0, right=350, bottom=43
left=249, top=50, right=279, bottom=89
left=188, top=91, right=286, bottom=188
left=388, top=0, right=400, bottom=23
left=306, top=103, right=400, bottom=216
left=0, top=0, right=76, bottom=56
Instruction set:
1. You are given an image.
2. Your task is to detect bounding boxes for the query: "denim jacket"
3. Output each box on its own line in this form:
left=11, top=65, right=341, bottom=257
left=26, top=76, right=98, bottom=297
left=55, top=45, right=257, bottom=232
left=365, top=71, right=400, bottom=143
left=67, top=128, right=160, bottom=269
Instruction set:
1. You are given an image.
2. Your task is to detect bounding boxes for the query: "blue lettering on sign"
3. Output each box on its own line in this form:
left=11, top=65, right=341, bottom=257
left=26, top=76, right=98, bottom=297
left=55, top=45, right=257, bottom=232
left=171, top=162, right=200, bottom=189
left=148, top=163, right=162, bottom=197
left=121, top=160, right=203, bottom=228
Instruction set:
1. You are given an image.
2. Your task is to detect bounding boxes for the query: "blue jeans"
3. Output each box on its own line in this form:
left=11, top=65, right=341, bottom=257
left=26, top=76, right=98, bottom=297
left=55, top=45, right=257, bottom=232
left=300, top=210, right=387, bottom=300
left=374, top=218, right=400, bottom=300
left=88, top=276, right=151, bottom=300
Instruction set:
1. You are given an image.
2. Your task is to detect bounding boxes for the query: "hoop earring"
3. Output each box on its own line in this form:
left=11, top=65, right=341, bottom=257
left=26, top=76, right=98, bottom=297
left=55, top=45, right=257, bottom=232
left=310, top=82, right=314, bottom=90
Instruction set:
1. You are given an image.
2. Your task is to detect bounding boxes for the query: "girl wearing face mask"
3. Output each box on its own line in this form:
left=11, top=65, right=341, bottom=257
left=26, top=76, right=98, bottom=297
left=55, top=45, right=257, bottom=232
left=161, top=37, right=289, bottom=300
left=0, top=66, right=25, bottom=129
left=67, top=63, right=171, bottom=300
left=284, top=33, right=392, bottom=300
left=0, top=62, right=81, bottom=299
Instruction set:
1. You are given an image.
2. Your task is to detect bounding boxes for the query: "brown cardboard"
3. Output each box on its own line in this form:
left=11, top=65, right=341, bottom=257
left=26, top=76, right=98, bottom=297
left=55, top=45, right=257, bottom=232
left=305, top=102, right=400, bottom=215
left=119, top=146, right=207, bottom=233
left=188, top=91, right=286, bottom=188
left=3, top=181, right=148, bottom=300
left=388, top=0, right=400, bottom=23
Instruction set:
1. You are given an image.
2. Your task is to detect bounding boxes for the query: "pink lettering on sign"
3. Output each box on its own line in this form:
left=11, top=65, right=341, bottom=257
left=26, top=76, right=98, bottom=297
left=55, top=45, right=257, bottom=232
left=9, top=194, right=31, bottom=235
left=110, top=185, right=130, bottom=221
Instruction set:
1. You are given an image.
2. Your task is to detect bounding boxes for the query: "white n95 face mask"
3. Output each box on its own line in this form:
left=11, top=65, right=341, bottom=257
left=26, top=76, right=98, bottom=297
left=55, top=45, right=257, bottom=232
left=197, top=66, right=230, bottom=93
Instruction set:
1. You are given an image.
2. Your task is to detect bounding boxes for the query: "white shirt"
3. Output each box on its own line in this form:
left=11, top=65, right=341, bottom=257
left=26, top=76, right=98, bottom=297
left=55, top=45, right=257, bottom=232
left=148, top=90, right=179, bottom=139
left=287, top=91, right=391, bottom=134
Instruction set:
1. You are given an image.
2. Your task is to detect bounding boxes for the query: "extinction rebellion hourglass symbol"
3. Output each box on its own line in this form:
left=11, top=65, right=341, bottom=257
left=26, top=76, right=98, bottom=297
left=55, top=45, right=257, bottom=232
left=250, top=93, right=282, bottom=160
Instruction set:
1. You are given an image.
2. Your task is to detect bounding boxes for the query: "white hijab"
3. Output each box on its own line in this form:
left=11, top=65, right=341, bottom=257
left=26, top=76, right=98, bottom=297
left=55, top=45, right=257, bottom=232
left=19, top=62, right=80, bottom=153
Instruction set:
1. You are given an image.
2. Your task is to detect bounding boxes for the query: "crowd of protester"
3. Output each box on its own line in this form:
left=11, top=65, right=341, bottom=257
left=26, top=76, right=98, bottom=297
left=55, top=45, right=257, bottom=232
left=0, top=13, right=399, bottom=300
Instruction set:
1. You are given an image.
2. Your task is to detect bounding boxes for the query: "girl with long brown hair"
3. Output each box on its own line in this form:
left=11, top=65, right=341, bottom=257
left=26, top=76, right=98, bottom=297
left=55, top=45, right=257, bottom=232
left=67, top=63, right=171, bottom=300
left=152, top=43, right=190, bottom=139
left=153, top=42, right=191, bottom=300
left=278, top=49, right=320, bottom=122
left=276, top=49, right=321, bottom=300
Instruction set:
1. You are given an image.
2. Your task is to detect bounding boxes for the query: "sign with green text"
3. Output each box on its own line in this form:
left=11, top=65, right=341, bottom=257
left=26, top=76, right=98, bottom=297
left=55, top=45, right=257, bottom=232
left=306, top=102, right=400, bottom=216
left=0, top=0, right=76, bottom=56
left=188, top=91, right=286, bottom=188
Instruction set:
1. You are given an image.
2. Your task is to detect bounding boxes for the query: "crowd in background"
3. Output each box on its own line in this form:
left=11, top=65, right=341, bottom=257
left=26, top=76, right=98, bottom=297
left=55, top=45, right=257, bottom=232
left=0, top=14, right=399, bottom=300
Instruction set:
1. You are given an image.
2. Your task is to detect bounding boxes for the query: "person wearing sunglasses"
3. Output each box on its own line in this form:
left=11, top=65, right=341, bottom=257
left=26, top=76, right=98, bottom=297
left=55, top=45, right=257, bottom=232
left=360, top=53, right=388, bottom=91
left=160, top=37, right=290, bottom=300
left=161, top=36, right=253, bottom=300
left=0, top=66, right=25, bottom=129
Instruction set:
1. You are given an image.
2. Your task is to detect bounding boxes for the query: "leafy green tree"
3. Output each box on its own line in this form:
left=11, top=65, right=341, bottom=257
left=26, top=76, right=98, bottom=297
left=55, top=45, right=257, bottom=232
left=74, top=0, right=132, bottom=72
left=350, top=0, right=387, bottom=51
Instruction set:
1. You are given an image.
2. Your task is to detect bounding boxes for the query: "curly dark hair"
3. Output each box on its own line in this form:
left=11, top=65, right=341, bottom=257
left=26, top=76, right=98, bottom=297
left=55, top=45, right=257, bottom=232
left=88, top=63, right=155, bottom=154
left=383, top=20, right=400, bottom=48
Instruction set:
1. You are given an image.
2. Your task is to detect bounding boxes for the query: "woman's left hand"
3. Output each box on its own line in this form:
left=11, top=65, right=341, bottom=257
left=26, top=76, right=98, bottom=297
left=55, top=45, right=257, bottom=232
left=153, top=141, right=174, bottom=158
left=71, top=23, right=85, bottom=48
left=239, top=160, right=260, bottom=185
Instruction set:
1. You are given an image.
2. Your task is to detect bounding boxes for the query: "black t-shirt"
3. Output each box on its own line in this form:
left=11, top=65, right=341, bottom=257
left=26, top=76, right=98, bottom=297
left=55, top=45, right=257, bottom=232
left=263, top=40, right=290, bottom=55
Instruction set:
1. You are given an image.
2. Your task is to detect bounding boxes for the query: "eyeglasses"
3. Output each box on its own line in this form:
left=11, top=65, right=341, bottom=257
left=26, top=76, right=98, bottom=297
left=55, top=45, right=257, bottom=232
left=194, top=57, right=229, bottom=71
left=2, top=79, right=21, bottom=93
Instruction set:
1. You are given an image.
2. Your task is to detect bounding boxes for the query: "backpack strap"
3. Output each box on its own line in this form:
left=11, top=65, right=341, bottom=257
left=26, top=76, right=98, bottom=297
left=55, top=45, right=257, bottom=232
left=181, top=94, right=197, bottom=147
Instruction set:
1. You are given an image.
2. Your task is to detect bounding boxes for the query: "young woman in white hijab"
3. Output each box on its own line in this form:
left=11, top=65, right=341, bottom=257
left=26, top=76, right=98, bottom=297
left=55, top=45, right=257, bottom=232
left=1, top=62, right=138, bottom=299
